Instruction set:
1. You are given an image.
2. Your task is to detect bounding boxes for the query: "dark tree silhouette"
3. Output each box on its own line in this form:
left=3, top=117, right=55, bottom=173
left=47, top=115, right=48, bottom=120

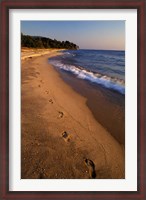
left=21, top=34, right=79, bottom=50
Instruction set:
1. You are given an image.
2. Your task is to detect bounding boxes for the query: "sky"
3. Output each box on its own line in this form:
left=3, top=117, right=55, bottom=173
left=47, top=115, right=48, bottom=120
left=21, top=21, right=125, bottom=50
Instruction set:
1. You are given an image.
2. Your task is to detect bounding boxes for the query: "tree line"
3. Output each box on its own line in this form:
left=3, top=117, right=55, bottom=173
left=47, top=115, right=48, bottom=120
left=21, top=33, right=79, bottom=50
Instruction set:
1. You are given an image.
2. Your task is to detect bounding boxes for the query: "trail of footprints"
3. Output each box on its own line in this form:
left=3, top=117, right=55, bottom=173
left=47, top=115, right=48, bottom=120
left=37, top=78, right=96, bottom=179
left=61, top=131, right=96, bottom=178
left=37, top=78, right=65, bottom=119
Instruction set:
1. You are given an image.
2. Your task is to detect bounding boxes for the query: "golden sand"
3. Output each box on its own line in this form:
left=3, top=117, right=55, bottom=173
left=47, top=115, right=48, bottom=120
left=21, top=48, right=125, bottom=179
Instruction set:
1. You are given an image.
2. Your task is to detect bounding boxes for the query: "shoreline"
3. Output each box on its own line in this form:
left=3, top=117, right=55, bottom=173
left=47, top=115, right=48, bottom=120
left=21, top=48, right=125, bottom=179
left=56, top=68, right=125, bottom=145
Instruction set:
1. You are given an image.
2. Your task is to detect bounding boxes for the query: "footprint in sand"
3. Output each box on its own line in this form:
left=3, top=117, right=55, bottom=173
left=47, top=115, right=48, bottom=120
left=40, top=80, right=44, bottom=84
left=49, top=99, right=53, bottom=103
left=38, top=84, right=41, bottom=87
left=58, top=111, right=64, bottom=119
left=62, top=131, right=70, bottom=142
left=84, top=159, right=96, bottom=179
left=45, top=90, right=49, bottom=94
left=49, top=99, right=53, bottom=104
left=36, top=72, right=40, bottom=75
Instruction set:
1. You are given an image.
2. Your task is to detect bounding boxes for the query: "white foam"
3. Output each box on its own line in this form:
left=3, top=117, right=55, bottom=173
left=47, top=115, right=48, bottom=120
left=49, top=60, right=125, bottom=95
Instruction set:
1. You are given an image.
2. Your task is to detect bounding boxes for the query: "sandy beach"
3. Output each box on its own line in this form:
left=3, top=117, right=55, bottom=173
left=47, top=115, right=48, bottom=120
left=21, top=48, right=125, bottom=179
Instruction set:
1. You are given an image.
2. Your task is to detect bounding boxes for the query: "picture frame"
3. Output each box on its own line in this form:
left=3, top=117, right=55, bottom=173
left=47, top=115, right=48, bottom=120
left=0, top=0, right=145, bottom=199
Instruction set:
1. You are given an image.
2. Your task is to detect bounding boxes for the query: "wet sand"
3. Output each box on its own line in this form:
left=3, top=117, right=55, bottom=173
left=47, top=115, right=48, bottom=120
left=57, top=69, right=125, bottom=145
left=21, top=48, right=125, bottom=179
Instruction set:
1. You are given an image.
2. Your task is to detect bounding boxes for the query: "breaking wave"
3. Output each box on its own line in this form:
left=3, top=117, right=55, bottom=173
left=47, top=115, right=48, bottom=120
left=49, top=60, right=125, bottom=95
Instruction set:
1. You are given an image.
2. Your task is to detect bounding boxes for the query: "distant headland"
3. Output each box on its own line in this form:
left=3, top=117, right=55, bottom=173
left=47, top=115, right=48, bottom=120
left=21, top=33, right=79, bottom=50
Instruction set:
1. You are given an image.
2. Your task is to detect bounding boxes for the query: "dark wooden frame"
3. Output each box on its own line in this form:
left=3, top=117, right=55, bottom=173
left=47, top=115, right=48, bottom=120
left=0, top=0, right=145, bottom=199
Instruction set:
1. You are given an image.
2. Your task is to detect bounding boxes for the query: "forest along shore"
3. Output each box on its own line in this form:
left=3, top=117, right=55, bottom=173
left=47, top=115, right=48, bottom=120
left=21, top=48, right=125, bottom=179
